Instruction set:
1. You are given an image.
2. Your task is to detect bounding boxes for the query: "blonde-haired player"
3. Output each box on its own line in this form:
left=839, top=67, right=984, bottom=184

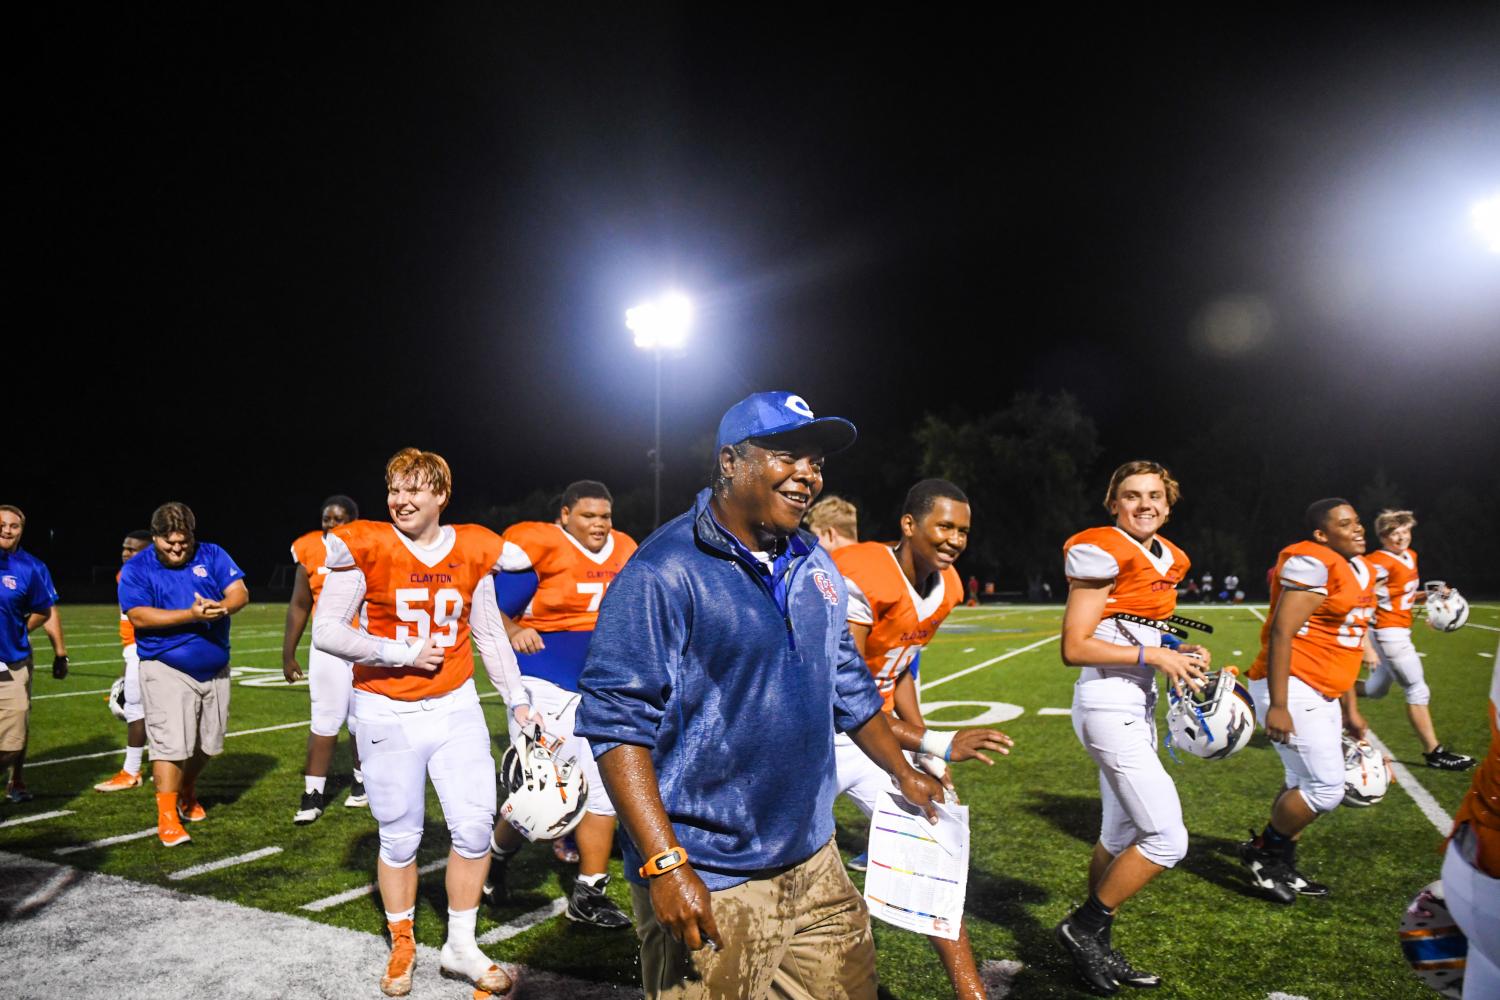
left=313, top=448, right=537, bottom=997
left=804, top=494, right=859, bottom=550
left=1057, top=460, right=1208, bottom=995
left=1357, top=509, right=1474, bottom=770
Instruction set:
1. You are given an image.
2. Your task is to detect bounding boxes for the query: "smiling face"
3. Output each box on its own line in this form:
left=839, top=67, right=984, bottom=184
left=902, top=497, right=971, bottom=577
left=1109, top=473, right=1171, bottom=543
left=0, top=510, right=21, bottom=553
left=387, top=474, right=447, bottom=541
left=1380, top=523, right=1412, bottom=553
left=153, top=531, right=195, bottom=569
left=1315, top=503, right=1367, bottom=559
left=717, top=432, right=825, bottom=550
left=562, top=497, right=613, bottom=553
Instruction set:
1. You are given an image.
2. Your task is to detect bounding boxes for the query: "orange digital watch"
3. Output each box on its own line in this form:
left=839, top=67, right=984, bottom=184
left=639, top=847, right=689, bottom=879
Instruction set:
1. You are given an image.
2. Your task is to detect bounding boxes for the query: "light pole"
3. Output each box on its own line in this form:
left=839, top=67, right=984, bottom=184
left=626, top=292, right=692, bottom=527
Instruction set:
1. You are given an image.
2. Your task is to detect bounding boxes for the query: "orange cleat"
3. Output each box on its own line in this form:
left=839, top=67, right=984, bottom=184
left=158, top=814, right=192, bottom=847
left=381, top=920, right=416, bottom=997
left=94, top=770, right=143, bottom=793
left=177, top=797, right=207, bottom=822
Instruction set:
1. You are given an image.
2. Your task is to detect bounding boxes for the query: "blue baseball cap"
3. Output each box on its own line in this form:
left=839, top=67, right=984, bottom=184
left=715, top=391, right=858, bottom=455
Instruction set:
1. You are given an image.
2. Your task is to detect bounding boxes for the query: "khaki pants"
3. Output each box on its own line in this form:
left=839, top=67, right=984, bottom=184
left=139, top=661, right=230, bottom=760
left=631, top=838, right=877, bottom=1000
left=0, top=658, right=32, bottom=753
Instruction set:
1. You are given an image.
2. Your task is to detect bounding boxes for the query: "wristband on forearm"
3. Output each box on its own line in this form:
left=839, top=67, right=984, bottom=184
left=918, top=728, right=956, bottom=761
left=639, top=846, right=689, bottom=878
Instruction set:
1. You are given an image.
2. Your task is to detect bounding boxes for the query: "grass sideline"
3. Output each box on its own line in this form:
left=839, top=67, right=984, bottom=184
left=2, top=601, right=1494, bottom=998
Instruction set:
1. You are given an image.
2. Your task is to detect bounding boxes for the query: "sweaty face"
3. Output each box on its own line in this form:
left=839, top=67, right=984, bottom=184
left=120, top=536, right=149, bottom=565
left=154, top=531, right=194, bottom=569
left=1317, top=504, right=1367, bottom=559
left=723, top=436, right=825, bottom=546
left=562, top=498, right=613, bottom=553
left=387, top=475, right=446, bottom=540
left=1380, top=524, right=1411, bottom=553
left=904, top=498, right=971, bottom=574
left=0, top=511, right=21, bottom=553
left=321, top=503, right=354, bottom=532
left=1110, top=474, right=1170, bottom=542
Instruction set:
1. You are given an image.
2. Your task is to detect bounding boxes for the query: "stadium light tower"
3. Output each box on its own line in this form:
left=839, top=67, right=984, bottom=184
left=627, top=292, right=693, bottom=527
left=1472, top=193, right=1500, bottom=253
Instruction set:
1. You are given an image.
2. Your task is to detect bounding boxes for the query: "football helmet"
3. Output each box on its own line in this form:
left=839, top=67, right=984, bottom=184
left=1423, top=582, right=1470, bottom=632
left=1342, top=736, right=1389, bottom=806
left=1399, top=881, right=1465, bottom=999
left=108, top=677, right=128, bottom=722
left=1166, top=669, right=1256, bottom=760
left=499, top=726, right=587, bottom=842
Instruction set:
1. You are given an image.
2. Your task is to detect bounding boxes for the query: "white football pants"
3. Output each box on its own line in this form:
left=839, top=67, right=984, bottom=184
left=1070, top=687, right=1188, bottom=868
left=308, top=643, right=356, bottom=738
left=1442, top=824, right=1500, bottom=999
left=352, top=680, right=496, bottom=867
left=506, top=676, right=614, bottom=818
left=1365, top=627, right=1430, bottom=706
left=1249, top=675, right=1346, bottom=814
left=121, top=643, right=145, bottom=724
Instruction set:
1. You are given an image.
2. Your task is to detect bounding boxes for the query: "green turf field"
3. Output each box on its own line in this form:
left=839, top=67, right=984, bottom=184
left=3, top=601, right=1494, bottom=998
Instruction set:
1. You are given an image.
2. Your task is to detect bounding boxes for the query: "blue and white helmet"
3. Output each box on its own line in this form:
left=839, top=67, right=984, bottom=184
left=499, top=726, right=588, bottom=842
left=1342, top=736, right=1389, bottom=806
left=1166, top=670, right=1256, bottom=760
left=1399, top=881, right=1465, bottom=998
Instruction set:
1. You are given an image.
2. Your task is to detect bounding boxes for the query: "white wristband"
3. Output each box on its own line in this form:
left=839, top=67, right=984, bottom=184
left=918, top=728, right=956, bottom=760
left=380, top=638, right=421, bottom=666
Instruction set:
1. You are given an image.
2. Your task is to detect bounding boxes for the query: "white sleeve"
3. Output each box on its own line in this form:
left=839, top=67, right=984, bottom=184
left=312, top=568, right=421, bottom=667
left=1065, top=543, right=1119, bottom=581
left=844, top=576, right=875, bottom=626
left=1280, top=555, right=1330, bottom=595
left=322, top=533, right=356, bottom=571
left=498, top=540, right=533, bottom=573
left=470, top=574, right=529, bottom=709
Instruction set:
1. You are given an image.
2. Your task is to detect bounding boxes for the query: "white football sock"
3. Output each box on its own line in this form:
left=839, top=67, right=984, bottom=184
left=385, top=907, right=415, bottom=924
left=352, top=768, right=364, bottom=784
left=123, top=746, right=144, bottom=776
left=446, top=906, right=478, bottom=951
left=577, top=872, right=608, bottom=889
left=305, top=775, right=327, bottom=795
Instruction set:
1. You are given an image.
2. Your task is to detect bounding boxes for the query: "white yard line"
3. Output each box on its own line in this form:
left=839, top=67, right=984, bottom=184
left=32, top=643, right=285, bottom=674
left=43, top=628, right=285, bottom=652
left=1245, top=606, right=1266, bottom=622
left=169, top=845, right=283, bottom=880
left=0, top=809, right=74, bottom=829
left=300, top=857, right=448, bottom=912
left=55, top=826, right=159, bottom=855
left=28, top=720, right=310, bottom=769
left=1363, top=729, right=1453, bottom=835
left=477, top=896, right=569, bottom=944
left=1469, top=622, right=1500, bottom=633
left=1036, top=707, right=1072, bottom=716
left=919, top=635, right=1060, bottom=692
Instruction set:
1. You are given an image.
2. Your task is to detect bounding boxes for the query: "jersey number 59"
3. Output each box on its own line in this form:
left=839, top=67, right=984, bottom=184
left=394, top=587, right=464, bottom=647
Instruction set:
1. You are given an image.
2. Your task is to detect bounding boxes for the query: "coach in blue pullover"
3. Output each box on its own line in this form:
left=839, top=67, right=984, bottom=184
left=576, top=391, right=944, bottom=1000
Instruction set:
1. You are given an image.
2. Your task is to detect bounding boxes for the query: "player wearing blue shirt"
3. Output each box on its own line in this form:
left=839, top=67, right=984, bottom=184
left=1, top=505, right=66, bottom=802
left=118, top=502, right=248, bottom=846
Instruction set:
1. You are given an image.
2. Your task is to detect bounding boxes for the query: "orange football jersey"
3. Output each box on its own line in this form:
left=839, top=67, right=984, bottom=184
left=1451, top=660, right=1500, bottom=877
left=330, top=520, right=504, bottom=702
left=501, top=522, right=636, bottom=633
left=290, top=530, right=333, bottom=612
left=1062, top=526, right=1190, bottom=621
left=1367, top=547, right=1420, bottom=629
left=116, top=569, right=134, bottom=646
left=1249, top=540, right=1377, bottom=699
left=832, top=542, right=962, bottom=713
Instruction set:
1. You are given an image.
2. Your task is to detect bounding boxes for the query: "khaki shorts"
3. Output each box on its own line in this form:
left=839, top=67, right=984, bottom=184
left=139, top=660, right=230, bottom=761
left=631, top=838, right=877, bottom=1000
left=0, top=658, right=33, bottom=753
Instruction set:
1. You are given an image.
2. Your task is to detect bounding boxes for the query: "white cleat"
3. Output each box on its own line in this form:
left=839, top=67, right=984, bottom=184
left=439, top=942, right=512, bottom=994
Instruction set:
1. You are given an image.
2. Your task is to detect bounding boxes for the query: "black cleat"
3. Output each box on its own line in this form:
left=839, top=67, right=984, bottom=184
left=1056, top=914, right=1119, bottom=995
left=1106, top=948, right=1161, bottom=989
left=293, top=790, right=325, bottom=825
left=1237, top=836, right=1297, bottom=904
left=1281, top=861, right=1330, bottom=898
left=345, top=779, right=368, bottom=808
left=1424, top=746, right=1476, bottom=771
left=566, top=875, right=632, bottom=929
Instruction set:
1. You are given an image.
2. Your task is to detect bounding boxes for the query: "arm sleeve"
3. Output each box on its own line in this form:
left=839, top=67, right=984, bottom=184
left=117, top=564, right=154, bottom=614
left=831, top=621, right=883, bottom=733
left=1280, top=555, right=1330, bottom=594
left=498, top=540, right=534, bottom=572
left=574, top=562, right=683, bottom=756
left=492, top=570, right=540, bottom=619
left=1065, top=543, right=1120, bottom=581
left=312, top=568, right=420, bottom=667
left=843, top=576, right=874, bottom=626
left=213, top=546, right=246, bottom=589
left=28, top=565, right=59, bottom=614
left=470, top=574, right=529, bottom=709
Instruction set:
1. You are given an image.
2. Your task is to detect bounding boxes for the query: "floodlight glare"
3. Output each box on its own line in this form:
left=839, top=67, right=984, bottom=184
left=627, top=292, right=693, bottom=349
left=1472, top=193, right=1500, bottom=253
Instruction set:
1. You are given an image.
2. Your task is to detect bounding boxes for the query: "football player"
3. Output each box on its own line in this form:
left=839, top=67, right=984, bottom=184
left=1442, top=649, right=1499, bottom=997
left=1240, top=498, right=1379, bottom=904
left=313, top=448, right=537, bottom=997
left=832, top=479, right=1013, bottom=1000
left=283, top=495, right=367, bottom=823
left=804, top=494, right=859, bottom=550
left=1057, top=461, right=1208, bottom=996
left=485, top=480, right=637, bottom=928
left=94, top=530, right=154, bottom=792
left=1357, top=509, right=1474, bottom=770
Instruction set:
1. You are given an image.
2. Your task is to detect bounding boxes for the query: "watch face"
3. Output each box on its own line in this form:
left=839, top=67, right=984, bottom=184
left=663, top=850, right=681, bottom=867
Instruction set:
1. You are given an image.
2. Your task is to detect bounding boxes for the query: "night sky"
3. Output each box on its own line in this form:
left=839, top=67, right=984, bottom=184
left=15, top=6, right=1500, bottom=592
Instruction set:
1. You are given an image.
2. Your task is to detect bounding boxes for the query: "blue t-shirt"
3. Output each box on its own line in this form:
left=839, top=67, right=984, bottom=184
left=0, top=548, right=59, bottom=665
left=118, top=542, right=245, bottom=680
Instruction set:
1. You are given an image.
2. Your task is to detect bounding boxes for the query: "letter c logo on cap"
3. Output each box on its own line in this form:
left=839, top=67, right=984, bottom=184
left=784, top=395, right=814, bottom=418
